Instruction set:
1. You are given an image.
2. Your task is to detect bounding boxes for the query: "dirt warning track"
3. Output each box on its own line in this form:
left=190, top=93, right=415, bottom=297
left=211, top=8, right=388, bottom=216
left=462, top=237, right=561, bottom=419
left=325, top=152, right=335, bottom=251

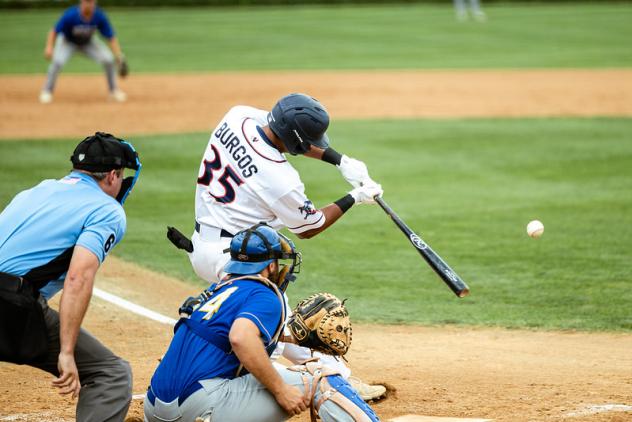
left=1, top=69, right=631, bottom=140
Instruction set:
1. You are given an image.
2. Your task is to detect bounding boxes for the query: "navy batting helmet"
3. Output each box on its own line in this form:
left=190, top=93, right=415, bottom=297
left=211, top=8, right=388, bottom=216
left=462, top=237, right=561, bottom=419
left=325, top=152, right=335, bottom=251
left=224, top=224, right=301, bottom=290
left=267, top=93, right=330, bottom=155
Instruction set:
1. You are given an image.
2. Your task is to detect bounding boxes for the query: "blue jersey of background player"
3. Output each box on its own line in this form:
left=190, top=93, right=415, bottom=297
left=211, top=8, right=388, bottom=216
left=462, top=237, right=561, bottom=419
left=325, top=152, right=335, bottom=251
left=40, top=0, right=127, bottom=104
left=54, top=3, right=114, bottom=45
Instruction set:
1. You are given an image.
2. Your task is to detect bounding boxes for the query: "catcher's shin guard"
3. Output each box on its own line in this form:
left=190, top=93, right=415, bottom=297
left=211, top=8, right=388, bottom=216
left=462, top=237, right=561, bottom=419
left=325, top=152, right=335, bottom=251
left=288, top=360, right=380, bottom=422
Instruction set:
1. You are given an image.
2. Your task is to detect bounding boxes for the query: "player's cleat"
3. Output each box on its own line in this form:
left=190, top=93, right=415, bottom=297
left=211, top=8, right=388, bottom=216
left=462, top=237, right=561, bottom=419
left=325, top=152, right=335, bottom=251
left=110, top=89, right=127, bottom=102
left=474, top=11, right=487, bottom=22
left=39, top=90, right=53, bottom=104
left=348, top=376, right=387, bottom=401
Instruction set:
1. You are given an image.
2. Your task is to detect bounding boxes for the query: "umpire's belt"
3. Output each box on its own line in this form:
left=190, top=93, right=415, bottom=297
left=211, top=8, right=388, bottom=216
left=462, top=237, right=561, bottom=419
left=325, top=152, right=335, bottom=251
left=195, top=221, right=233, bottom=241
left=146, top=381, right=203, bottom=407
left=0, top=271, right=27, bottom=294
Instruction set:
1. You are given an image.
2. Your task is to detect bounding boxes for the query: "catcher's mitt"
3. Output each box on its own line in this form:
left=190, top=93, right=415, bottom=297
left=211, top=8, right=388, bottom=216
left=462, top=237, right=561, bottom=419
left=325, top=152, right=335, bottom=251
left=287, top=292, right=351, bottom=356
left=117, top=56, right=129, bottom=78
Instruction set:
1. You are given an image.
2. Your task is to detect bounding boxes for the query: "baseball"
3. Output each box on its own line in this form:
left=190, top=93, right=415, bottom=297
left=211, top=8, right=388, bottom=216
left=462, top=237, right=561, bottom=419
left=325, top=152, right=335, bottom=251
left=526, top=220, right=544, bottom=238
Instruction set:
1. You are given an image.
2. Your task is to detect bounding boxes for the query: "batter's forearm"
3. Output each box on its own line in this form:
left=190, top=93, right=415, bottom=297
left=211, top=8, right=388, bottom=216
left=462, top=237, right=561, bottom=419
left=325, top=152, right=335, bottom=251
left=296, top=200, right=348, bottom=239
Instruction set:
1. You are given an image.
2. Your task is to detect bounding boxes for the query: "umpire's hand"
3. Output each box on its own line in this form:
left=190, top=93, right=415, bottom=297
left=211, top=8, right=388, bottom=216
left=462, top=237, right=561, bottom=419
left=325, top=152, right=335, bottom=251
left=52, top=351, right=81, bottom=398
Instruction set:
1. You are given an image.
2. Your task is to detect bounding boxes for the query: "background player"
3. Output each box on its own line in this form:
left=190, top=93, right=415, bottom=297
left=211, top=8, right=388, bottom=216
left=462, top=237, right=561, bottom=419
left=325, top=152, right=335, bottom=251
left=168, top=92, right=385, bottom=400
left=0, top=132, right=141, bottom=421
left=40, top=0, right=127, bottom=104
left=146, top=225, right=378, bottom=421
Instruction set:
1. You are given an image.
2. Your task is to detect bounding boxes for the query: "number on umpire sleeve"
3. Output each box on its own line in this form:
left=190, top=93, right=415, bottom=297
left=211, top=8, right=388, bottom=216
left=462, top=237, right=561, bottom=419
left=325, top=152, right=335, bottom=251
left=104, top=234, right=116, bottom=253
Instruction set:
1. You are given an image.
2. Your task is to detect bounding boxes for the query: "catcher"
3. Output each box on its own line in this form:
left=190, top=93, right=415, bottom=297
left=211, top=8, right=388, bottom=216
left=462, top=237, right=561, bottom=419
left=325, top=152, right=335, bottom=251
left=145, top=224, right=379, bottom=422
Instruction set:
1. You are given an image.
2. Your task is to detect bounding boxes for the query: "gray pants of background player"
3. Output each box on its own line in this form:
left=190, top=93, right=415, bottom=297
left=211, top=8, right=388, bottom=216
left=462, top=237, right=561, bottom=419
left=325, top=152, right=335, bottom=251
left=43, top=34, right=117, bottom=93
left=30, top=297, right=132, bottom=422
left=453, top=0, right=483, bottom=17
left=144, top=365, right=355, bottom=422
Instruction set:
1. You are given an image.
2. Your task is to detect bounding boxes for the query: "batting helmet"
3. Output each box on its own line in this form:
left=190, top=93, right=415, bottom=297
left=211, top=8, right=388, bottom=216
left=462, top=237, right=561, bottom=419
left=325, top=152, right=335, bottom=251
left=267, top=93, right=330, bottom=155
left=224, top=224, right=301, bottom=290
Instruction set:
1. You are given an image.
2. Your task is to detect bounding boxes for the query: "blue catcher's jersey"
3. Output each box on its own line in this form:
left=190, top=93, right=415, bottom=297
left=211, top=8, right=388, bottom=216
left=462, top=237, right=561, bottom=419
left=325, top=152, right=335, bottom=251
left=0, top=171, right=126, bottom=299
left=54, top=6, right=114, bottom=45
left=149, top=278, right=283, bottom=403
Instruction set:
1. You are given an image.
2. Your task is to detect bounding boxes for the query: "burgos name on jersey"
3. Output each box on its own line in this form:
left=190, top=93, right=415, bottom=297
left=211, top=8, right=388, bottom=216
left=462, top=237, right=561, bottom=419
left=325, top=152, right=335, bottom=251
left=215, top=122, right=259, bottom=179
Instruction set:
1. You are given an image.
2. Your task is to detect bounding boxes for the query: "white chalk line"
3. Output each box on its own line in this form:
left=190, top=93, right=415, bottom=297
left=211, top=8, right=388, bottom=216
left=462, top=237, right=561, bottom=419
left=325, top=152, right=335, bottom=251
left=563, top=403, right=632, bottom=417
left=93, top=287, right=178, bottom=326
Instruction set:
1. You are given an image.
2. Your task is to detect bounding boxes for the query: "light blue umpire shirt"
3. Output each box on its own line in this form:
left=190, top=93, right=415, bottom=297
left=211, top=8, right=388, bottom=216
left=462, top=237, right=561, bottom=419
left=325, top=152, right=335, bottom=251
left=0, top=171, right=126, bottom=299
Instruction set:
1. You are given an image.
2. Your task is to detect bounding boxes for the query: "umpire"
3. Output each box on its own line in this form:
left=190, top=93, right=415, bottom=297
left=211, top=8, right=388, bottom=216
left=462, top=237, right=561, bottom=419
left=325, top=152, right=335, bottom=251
left=0, top=132, right=141, bottom=421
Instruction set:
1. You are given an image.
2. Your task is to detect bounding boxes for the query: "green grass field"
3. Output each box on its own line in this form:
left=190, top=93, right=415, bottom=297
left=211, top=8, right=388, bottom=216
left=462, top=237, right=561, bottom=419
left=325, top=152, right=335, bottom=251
left=2, top=118, right=631, bottom=331
left=1, top=3, right=631, bottom=73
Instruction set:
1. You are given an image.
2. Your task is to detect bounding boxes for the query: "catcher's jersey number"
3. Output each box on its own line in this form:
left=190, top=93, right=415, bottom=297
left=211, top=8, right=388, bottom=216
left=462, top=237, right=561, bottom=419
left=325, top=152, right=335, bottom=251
left=198, top=145, right=244, bottom=204
left=198, top=287, right=238, bottom=320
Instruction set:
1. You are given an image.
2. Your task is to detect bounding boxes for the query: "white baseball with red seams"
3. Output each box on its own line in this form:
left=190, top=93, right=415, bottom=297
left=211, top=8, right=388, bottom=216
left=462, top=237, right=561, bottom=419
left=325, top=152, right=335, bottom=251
left=527, top=220, right=544, bottom=238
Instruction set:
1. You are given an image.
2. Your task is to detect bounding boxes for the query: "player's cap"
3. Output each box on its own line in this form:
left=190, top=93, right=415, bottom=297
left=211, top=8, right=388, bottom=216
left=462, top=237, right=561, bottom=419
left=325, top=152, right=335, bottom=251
left=224, top=224, right=300, bottom=277
left=71, top=132, right=140, bottom=173
left=267, top=93, right=330, bottom=155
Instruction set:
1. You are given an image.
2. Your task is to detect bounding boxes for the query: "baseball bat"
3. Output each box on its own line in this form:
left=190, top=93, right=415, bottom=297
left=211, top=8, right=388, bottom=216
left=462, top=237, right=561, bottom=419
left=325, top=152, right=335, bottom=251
left=375, top=196, right=470, bottom=298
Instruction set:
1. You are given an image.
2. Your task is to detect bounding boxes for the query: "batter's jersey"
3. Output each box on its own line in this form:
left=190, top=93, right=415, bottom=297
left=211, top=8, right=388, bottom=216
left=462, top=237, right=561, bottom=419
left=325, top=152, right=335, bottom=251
left=54, top=6, right=114, bottom=45
left=0, top=171, right=126, bottom=299
left=150, top=279, right=282, bottom=403
left=195, top=106, right=325, bottom=235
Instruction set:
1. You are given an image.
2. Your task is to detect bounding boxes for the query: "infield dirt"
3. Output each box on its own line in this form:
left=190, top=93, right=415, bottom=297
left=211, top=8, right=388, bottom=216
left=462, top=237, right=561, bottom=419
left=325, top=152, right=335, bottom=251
left=0, top=70, right=631, bottom=421
left=1, top=69, right=632, bottom=139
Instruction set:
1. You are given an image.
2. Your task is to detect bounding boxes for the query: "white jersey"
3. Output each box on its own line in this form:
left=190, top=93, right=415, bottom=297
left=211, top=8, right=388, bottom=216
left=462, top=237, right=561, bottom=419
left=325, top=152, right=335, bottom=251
left=195, top=106, right=325, bottom=235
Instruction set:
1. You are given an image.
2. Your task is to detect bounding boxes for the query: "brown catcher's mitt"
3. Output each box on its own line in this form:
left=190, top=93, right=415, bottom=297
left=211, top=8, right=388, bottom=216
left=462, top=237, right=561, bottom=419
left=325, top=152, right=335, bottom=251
left=287, top=292, right=351, bottom=356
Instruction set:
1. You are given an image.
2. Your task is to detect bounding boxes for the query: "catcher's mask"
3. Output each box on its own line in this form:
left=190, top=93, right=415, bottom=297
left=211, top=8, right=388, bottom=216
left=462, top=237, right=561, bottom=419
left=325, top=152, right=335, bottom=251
left=71, top=132, right=142, bottom=205
left=224, top=223, right=301, bottom=291
left=267, top=93, right=330, bottom=156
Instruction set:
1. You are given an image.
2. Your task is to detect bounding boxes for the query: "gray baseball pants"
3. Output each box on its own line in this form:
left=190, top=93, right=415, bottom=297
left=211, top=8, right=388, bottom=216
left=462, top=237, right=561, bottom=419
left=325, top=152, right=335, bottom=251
left=144, top=364, right=355, bottom=422
left=43, top=34, right=117, bottom=93
left=30, top=297, right=132, bottom=422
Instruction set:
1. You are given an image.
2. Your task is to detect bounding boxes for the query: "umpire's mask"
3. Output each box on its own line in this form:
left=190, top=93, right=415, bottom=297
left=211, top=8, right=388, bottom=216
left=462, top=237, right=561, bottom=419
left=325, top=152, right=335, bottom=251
left=71, top=132, right=142, bottom=205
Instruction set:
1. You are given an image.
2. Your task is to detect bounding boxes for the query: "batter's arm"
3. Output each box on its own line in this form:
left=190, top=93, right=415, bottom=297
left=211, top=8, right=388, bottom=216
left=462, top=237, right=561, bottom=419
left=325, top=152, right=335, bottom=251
left=230, top=318, right=308, bottom=416
left=53, top=246, right=99, bottom=398
left=295, top=202, right=345, bottom=239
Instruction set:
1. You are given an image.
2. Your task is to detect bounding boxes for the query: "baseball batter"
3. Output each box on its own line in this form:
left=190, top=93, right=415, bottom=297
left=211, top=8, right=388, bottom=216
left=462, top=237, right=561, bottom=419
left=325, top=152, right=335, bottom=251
left=146, top=225, right=379, bottom=422
left=40, top=0, right=127, bottom=104
left=169, top=93, right=385, bottom=400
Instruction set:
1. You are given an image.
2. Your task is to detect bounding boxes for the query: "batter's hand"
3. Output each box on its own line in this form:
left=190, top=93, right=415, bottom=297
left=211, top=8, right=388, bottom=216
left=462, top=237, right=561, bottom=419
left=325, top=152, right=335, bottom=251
left=350, top=181, right=383, bottom=205
left=52, top=352, right=81, bottom=399
left=274, top=384, right=309, bottom=417
left=338, top=155, right=371, bottom=188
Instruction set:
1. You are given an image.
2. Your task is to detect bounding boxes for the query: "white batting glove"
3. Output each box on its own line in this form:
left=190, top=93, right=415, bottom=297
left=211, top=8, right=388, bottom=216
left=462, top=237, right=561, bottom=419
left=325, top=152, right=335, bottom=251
left=350, top=182, right=383, bottom=205
left=338, top=155, right=371, bottom=188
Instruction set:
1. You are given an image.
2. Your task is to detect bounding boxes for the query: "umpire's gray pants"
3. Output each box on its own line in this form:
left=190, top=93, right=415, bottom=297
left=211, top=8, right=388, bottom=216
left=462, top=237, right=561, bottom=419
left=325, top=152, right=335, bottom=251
left=144, top=363, right=354, bottom=422
left=31, top=297, right=132, bottom=422
left=43, top=34, right=117, bottom=92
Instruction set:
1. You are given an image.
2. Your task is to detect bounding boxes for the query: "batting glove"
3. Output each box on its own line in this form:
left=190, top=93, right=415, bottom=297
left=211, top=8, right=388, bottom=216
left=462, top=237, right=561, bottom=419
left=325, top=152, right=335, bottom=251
left=338, top=155, right=371, bottom=188
left=350, top=181, right=383, bottom=205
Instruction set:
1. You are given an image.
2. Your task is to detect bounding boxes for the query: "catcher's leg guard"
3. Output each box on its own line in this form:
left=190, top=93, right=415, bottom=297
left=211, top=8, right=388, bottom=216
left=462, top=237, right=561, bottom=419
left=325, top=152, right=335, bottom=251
left=289, top=360, right=380, bottom=422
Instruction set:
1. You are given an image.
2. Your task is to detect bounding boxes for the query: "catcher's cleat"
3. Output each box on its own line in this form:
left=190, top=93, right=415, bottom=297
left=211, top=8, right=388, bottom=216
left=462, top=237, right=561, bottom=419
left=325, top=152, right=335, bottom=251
left=348, top=376, right=387, bottom=401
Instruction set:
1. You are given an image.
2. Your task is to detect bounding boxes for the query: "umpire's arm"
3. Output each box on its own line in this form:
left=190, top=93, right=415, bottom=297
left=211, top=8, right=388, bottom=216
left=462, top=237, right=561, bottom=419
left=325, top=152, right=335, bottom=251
left=52, top=246, right=99, bottom=398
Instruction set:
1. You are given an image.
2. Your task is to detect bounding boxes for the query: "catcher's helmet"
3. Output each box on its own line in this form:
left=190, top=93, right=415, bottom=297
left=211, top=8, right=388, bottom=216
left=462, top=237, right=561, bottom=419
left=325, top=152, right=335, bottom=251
left=267, top=93, right=330, bottom=155
left=224, top=224, right=301, bottom=289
